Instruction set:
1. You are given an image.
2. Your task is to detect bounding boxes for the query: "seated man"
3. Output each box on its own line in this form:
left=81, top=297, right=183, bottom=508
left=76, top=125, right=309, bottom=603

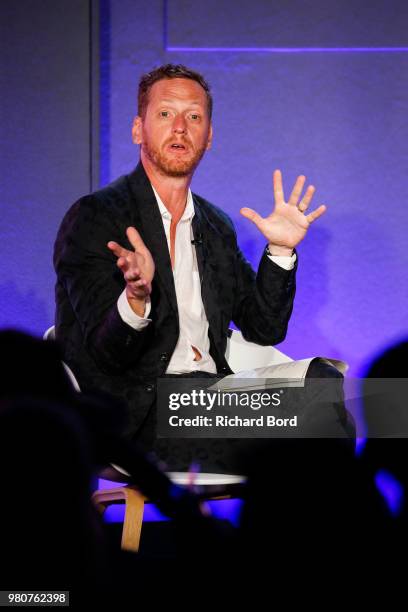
left=54, top=63, right=346, bottom=473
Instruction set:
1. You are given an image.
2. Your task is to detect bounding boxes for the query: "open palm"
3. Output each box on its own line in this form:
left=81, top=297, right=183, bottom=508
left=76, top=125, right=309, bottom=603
left=107, top=226, right=155, bottom=299
left=240, top=170, right=326, bottom=250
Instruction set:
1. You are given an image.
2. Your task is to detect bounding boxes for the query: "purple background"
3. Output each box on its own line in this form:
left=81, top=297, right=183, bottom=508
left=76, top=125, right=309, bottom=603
left=1, top=0, right=408, bottom=376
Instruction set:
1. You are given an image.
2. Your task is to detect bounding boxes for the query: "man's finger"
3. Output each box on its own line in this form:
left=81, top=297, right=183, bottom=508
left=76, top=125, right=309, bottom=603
left=273, top=169, right=285, bottom=205
left=124, top=270, right=141, bottom=282
left=116, top=257, right=128, bottom=270
left=288, top=175, right=306, bottom=207
left=298, top=185, right=315, bottom=213
left=130, top=280, right=151, bottom=297
left=107, top=241, right=128, bottom=258
left=127, top=226, right=146, bottom=253
left=240, top=207, right=264, bottom=229
left=306, top=204, right=327, bottom=223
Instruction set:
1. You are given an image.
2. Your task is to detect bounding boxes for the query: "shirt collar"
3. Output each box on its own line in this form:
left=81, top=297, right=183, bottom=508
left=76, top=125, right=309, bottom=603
left=151, top=185, right=195, bottom=221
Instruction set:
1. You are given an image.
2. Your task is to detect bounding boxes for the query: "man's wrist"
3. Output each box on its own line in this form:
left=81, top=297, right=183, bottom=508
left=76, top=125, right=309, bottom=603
left=127, top=294, right=146, bottom=317
left=117, top=289, right=151, bottom=329
left=267, top=243, right=294, bottom=257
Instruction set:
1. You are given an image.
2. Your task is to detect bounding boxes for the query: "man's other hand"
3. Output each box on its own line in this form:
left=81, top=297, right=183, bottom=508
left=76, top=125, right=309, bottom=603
left=107, top=227, right=155, bottom=316
left=240, top=169, right=326, bottom=254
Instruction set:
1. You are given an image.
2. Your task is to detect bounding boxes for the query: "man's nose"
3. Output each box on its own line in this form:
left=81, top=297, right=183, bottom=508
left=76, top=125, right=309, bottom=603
left=172, top=115, right=187, bottom=134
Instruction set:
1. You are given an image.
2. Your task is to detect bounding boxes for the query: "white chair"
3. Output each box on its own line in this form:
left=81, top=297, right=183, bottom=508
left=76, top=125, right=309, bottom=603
left=44, top=325, right=293, bottom=550
left=225, top=328, right=292, bottom=371
left=43, top=326, right=80, bottom=391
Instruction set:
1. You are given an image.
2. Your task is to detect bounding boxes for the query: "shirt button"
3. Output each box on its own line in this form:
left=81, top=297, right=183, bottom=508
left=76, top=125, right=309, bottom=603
left=160, top=352, right=169, bottom=362
left=145, top=384, right=155, bottom=393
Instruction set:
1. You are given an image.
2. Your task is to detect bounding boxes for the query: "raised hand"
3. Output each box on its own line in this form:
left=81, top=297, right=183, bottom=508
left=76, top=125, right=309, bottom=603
left=240, top=170, right=326, bottom=255
left=107, top=227, right=155, bottom=316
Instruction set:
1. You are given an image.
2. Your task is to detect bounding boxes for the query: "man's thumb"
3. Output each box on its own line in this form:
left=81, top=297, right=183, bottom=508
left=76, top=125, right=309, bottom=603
left=240, top=207, right=263, bottom=228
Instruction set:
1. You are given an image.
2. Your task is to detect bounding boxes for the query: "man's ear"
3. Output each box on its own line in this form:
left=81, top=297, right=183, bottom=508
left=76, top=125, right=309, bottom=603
left=206, top=123, right=213, bottom=150
left=132, top=116, right=143, bottom=144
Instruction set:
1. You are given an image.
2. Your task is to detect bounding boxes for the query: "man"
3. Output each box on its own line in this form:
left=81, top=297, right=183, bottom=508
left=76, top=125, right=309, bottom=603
left=54, top=64, right=335, bottom=472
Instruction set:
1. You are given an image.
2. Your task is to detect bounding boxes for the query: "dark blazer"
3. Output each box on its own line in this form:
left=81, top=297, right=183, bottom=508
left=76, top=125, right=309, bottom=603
left=54, top=163, right=297, bottom=444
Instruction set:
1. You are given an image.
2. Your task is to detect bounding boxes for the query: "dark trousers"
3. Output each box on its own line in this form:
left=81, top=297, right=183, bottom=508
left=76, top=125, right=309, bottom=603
left=135, top=359, right=356, bottom=474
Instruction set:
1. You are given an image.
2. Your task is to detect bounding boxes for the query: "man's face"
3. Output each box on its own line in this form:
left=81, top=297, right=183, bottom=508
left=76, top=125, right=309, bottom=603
left=132, top=78, right=212, bottom=178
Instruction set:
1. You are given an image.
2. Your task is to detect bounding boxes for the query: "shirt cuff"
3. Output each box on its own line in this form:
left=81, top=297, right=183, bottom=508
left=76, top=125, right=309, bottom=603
left=266, top=251, right=297, bottom=271
left=117, top=289, right=152, bottom=330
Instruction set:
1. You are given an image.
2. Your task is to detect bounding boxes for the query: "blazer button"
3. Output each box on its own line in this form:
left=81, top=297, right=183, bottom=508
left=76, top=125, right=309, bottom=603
left=221, top=366, right=229, bottom=373
left=145, top=384, right=155, bottom=393
left=160, top=352, right=169, bottom=362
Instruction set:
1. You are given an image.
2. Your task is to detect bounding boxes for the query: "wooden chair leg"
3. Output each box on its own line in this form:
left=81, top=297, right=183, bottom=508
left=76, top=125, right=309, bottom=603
left=92, top=486, right=147, bottom=552
left=121, top=488, right=146, bottom=551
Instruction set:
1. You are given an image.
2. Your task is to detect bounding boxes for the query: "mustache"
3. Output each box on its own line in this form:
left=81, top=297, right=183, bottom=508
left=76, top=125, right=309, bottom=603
left=164, top=137, right=193, bottom=148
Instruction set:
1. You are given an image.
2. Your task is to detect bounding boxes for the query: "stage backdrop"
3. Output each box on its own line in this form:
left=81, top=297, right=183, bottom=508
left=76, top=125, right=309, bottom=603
left=1, top=0, right=408, bottom=375
left=0, top=0, right=98, bottom=336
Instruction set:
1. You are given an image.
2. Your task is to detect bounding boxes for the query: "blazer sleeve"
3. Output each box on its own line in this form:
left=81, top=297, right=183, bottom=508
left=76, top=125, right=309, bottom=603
left=231, top=237, right=297, bottom=346
left=54, top=194, right=153, bottom=373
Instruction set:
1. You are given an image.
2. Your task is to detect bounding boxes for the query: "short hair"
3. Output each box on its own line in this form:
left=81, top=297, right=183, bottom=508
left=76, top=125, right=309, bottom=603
left=138, top=64, right=213, bottom=119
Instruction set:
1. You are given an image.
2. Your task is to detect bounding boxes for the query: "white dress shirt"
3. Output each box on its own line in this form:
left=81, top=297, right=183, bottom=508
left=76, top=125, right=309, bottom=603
left=117, top=186, right=297, bottom=374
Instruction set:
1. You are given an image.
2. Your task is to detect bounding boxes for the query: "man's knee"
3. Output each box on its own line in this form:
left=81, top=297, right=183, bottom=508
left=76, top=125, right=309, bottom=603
left=304, top=358, right=356, bottom=444
left=306, top=358, right=343, bottom=379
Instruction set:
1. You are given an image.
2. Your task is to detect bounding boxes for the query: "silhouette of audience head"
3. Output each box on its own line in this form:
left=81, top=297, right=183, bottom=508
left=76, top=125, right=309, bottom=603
left=362, top=338, right=408, bottom=438
left=0, top=328, right=131, bottom=469
left=0, top=328, right=74, bottom=400
left=0, top=329, right=118, bottom=595
left=0, top=395, right=108, bottom=593
left=362, top=339, right=408, bottom=487
left=365, top=339, right=408, bottom=379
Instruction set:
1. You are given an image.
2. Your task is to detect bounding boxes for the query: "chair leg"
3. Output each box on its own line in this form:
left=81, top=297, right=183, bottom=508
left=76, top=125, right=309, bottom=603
left=121, top=488, right=146, bottom=551
left=92, top=486, right=147, bottom=552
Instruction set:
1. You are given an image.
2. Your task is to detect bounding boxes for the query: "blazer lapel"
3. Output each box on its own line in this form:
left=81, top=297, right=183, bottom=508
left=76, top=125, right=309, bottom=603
left=127, top=164, right=178, bottom=316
